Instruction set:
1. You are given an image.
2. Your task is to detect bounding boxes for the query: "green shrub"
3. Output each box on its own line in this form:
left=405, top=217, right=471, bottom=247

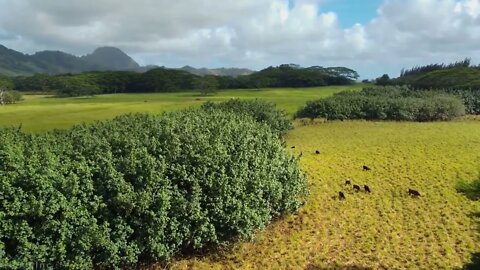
left=201, top=99, right=293, bottom=137
left=0, top=90, right=23, bottom=104
left=448, top=89, right=480, bottom=115
left=0, top=109, right=307, bottom=269
left=295, top=86, right=465, bottom=122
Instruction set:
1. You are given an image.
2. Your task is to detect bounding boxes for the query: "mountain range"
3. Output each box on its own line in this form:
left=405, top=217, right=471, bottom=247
left=0, top=45, right=254, bottom=77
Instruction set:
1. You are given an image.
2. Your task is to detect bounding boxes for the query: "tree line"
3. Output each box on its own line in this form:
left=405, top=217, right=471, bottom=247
left=375, top=58, right=480, bottom=89
left=2, top=64, right=359, bottom=97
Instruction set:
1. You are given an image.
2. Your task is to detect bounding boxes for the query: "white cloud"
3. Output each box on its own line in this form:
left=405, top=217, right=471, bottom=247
left=0, top=0, right=480, bottom=78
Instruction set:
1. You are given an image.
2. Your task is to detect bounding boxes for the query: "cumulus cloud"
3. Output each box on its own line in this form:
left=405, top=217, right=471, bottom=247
left=0, top=0, right=479, bottom=78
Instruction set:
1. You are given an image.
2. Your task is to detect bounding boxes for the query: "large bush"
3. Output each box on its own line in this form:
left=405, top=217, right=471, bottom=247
left=0, top=90, right=23, bottom=104
left=201, top=99, right=293, bottom=137
left=0, top=109, right=307, bottom=269
left=447, top=89, right=480, bottom=115
left=295, top=86, right=466, bottom=121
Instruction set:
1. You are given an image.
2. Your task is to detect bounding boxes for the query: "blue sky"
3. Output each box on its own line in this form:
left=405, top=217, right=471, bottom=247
left=319, top=0, right=384, bottom=26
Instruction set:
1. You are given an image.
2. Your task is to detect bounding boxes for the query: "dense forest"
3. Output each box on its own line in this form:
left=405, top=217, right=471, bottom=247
left=3, top=64, right=359, bottom=96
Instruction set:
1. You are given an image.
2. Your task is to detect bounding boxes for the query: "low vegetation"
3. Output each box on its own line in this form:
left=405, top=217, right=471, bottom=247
left=295, top=86, right=466, bottom=121
left=0, top=106, right=307, bottom=268
left=201, top=99, right=293, bottom=137
left=0, top=88, right=23, bottom=105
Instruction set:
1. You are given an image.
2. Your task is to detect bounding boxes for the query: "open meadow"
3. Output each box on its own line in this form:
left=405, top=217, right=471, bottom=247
left=0, top=85, right=363, bottom=132
left=1, top=86, right=479, bottom=269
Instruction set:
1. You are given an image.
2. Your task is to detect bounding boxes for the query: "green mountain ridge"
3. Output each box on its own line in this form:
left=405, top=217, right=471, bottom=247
left=0, top=45, right=255, bottom=77
left=0, top=45, right=141, bottom=76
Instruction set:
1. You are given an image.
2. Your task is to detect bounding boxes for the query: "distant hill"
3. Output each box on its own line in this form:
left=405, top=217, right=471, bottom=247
left=0, top=45, right=141, bottom=76
left=0, top=44, right=254, bottom=77
left=392, top=59, right=480, bottom=89
left=81, top=47, right=140, bottom=71
left=178, top=65, right=254, bottom=77
left=397, top=67, right=480, bottom=89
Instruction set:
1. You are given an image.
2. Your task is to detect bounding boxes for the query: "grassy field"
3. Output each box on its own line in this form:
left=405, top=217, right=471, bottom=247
left=166, top=120, right=480, bottom=269
left=1, top=85, right=479, bottom=269
left=0, top=85, right=363, bottom=132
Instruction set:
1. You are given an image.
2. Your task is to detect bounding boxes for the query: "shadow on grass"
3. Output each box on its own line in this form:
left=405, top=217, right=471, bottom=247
left=461, top=253, right=480, bottom=270
left=457, top=176, right=480, bottom=201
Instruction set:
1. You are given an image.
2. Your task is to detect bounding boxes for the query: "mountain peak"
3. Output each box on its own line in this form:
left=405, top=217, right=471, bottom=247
left=82, top=46, right=140, bottom=70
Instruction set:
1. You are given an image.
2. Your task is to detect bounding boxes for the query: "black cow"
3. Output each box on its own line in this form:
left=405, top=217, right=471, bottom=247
left=353, top=184, right=361, bottom=192
left=345, top=179, right=351, bottom=185
left=363, top=165, right=371, bottom=171
left=364, top=185, right=371, bottom=193
left=339, top=191, right=346, bottom=200
left=408, top=189, right=421, bottom=197
left=291, top=146, right=296, bottom=149
left=315, top=150, right=320, bottom=154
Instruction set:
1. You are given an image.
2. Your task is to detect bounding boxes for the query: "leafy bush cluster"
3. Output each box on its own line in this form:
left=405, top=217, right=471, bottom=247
left=0, top=107, right=307, bottom=269
left=295, top=86, right=466, bottom=121
left=0, top=90, right=23, bottom=105
left=445, top=89, right=480, bottom=115
left=201, top=99, right=293, bottom=137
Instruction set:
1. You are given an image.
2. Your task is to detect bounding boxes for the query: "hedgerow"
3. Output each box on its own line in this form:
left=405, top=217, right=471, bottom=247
left=0, top=109, right=307, bottom=269
left=295, top=86, right=466, bottom=121
left=201, top=99, right=293, bottom=137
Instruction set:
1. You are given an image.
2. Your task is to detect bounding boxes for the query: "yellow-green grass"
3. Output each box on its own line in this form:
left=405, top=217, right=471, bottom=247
left=0, top=85, right=364, bottom=132
left=168, top=120, right=480, bottom=269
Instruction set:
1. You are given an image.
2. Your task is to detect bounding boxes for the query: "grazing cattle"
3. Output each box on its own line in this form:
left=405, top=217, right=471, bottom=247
left=345, top=179, right=351, bottom=185
left=291, top=146, right=296, bottom=149
left=364, top=185, right=371, bottom=193
left=339, top=191, right=346, bottom=200
left=315, top=150, right=320, bottom=154
left=299, top=152, right=303, bottom=158
left=363, top=165, right=371, bottom=171
left=353, top=184, right=361, bottom=192
left=408, top=189, right=421, bottom=197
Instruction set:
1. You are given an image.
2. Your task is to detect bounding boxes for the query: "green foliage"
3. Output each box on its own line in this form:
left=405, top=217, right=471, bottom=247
left=201, top=99, right=293, bottom=137
left=232, top=64, right=358, bottom=89
left=0, top=89, right=23, bottom=105
left=399, top=58, right=472, bottom=78
left=390, top=61, right=480, bottom=114
left=295, top=86, right=466, bottom=121
left=194, top=75, right=219, bottom=96
left=0, top=75, right=14, bottom=90
left=0, top=109, right=307, bottom=268
left=10, top=64, right=359, bottom=97
left=445, top=89, right=480, bottom=115
left=375, top=74, right=391, bottom=86
left=54, top=76, right=102, bottom=97
left=129, top=68, right=195, bottom=92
